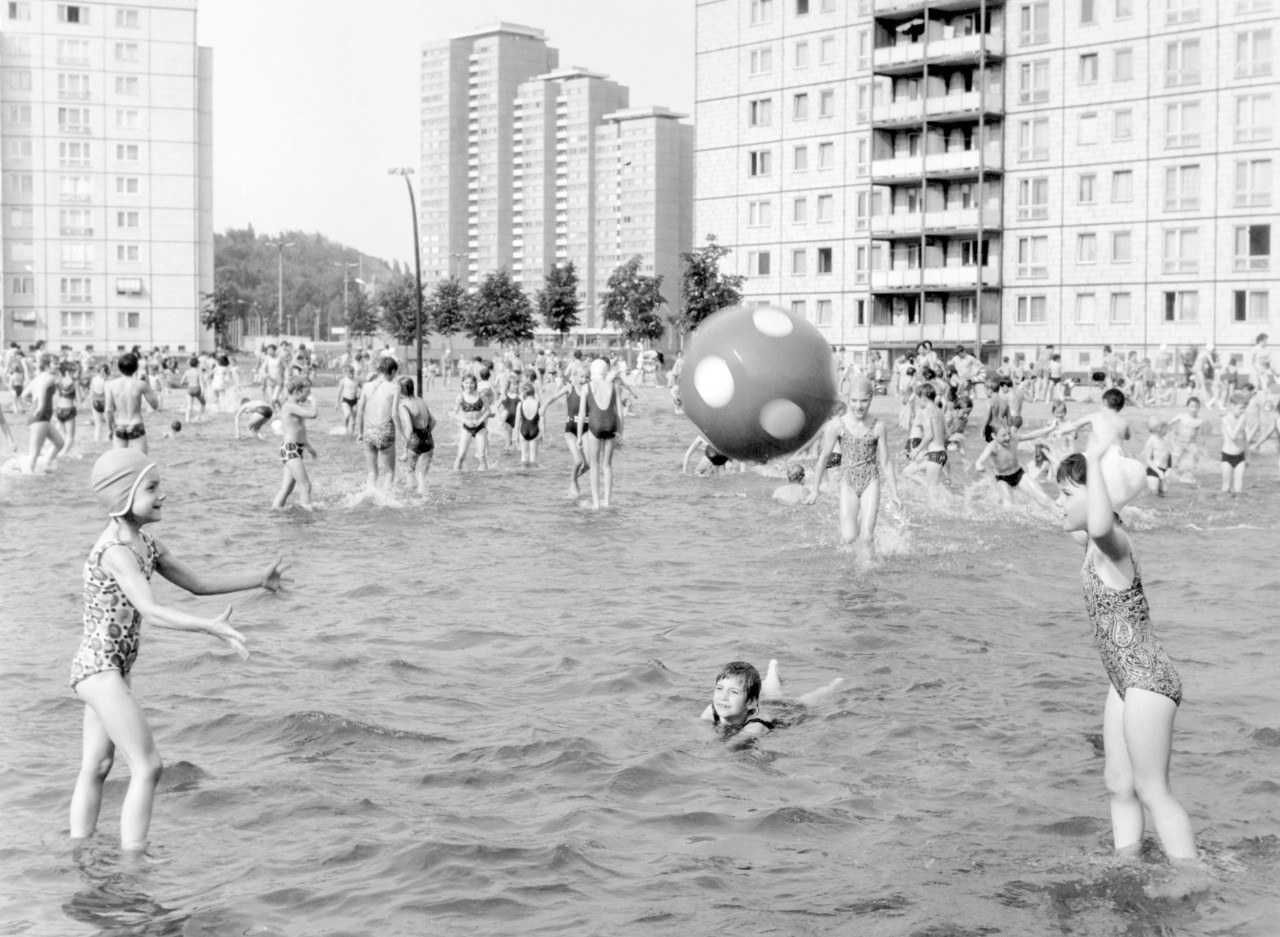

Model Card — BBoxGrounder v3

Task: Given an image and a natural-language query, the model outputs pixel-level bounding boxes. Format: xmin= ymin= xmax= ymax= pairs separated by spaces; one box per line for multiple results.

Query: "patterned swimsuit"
xmin=70 ymin=532 xmax=159 ymax=688
xmin=840 ymin=419 xmax=881 ymax=497
xmin=1081 ymin=551 xmax=1182 ymax=705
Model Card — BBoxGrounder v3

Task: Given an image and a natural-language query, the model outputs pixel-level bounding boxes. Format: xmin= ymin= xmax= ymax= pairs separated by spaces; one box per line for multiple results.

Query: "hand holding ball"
xmin=678 ymin=305 xmax=837 ymax=462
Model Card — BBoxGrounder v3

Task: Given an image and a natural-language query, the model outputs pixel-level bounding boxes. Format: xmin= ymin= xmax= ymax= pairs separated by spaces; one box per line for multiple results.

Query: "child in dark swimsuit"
xmin=451 ymin=373 xmax=490 ymax=472
xmin=496 ymin=377 xmax=521 ymax=453
xmin=576 ymin=359 xmax=622 ymax=509
xmin=397 ymin=376 xmax=436 ymax=495
xmin=513 ymin=381 xmax=541 ymax=467
xmin=700 ymin=660 xmax=844 ymax=739
xmin=54 ymin=361 xmax=81 ymax=459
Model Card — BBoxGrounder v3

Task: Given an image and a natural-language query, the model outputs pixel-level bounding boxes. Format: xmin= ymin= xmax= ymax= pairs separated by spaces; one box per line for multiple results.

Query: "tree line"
xmin=204 ymin=230 xmax=745 ymax=352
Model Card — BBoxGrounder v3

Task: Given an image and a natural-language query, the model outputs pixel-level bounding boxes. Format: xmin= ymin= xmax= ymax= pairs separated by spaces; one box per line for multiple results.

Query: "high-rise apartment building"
xmin=695 ymin=0 xmax=1277 ymax=370
xmin=420 ymin=23 xmax=694 ymax=334
xmin=0 ymin=0 xmax=213 ymax=353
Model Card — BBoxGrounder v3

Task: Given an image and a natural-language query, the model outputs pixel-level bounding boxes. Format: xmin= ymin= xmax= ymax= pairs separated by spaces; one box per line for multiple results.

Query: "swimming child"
xmin=70 ymin=449 xmax=284 ymax=853
xmin=1140 ymin=418 xmax=1173 ymax=497
xmin=513 ymin=381 xmax=542 ymax=467
xmin=234 ymin=397 xmax=275 ymax=440
xmin=397 ymin=376 xmax=436 ymax=495
xmin=272 ymin=377 xmax=318 ymax=510
xmin=336 ymin=366 xmax=360 ymax=436
xmin=1052 ymin=388 xmax=1146 ymax=509
xmin=771 ymin=463 xmax=810 ymax=504
xmin=357 ymin=355 xmax=402 ymax=487
xmin=805 ymin=378 xmax=902 ymax=549
xmin=682 ymin=434 xmax=739 ymax=476
xmin=1218 ymin=392 xmax=1253 ymax=496
xmin=700 ymin=660 xmax=844 ymax=739
xmin=974 ymin=422 xmax=1055 ymax=509
xmin=450 ymin=372 xmax=491 ymax=472
xmin=1052 ymin=441 xmax=1198 ymax=862
xmin=1250 ymin=397 xmax=1280 ymax=479
xmin=106 ymin=353 xmax=159 ymax=453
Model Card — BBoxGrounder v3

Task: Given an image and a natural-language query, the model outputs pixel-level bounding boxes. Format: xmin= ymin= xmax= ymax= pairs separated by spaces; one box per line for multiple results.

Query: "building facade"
xmin=420 ymin=23 xmax=694 ymax=336
xmin=0 ymin=0 xmax=213 ymax=354
xmin=695 ymin=0 xmax=1277 ymax=372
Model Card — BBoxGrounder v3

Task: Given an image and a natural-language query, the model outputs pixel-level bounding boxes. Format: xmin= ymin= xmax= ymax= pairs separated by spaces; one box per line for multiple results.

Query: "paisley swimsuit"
xmin=1081 ymin=551 xmax=1182 ymax=705
xmin=70 ymin=532 xmax=159 ymax=688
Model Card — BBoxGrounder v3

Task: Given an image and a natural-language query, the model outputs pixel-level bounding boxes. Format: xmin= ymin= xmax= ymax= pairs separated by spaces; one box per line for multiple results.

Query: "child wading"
xmin=70 ymin=450 xmax=284 ymax=853
xmin=1054 ymin=441 xmax=1197 ymax=861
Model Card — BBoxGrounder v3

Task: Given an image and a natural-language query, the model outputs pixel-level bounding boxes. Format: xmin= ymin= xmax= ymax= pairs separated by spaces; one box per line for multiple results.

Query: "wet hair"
xmin=786 ymin=463 xmax=805 ymax=483
xmin=479 ymin=367 xmax=491 ymax=381
xmin=1101 ymin=388 xmax=1125 ymax=411
xmin=919 ymin=384 xmax=937 ymax=401
xmin=189 ymin=356 xmax=199 ymax=367
xmin=996 ymin=377 xmax=1013 ymax=390
xmin=1257 ymin=333 xmax=1269 ymax=344
xmin=398 ymin=376 xmax=416 ymax=397
xmin=377 ymin=356 xmax=398 ymax=376
xmin=462 ymin=373 xmax=478 ymax=387
xmin=59 ymin=360 xmax=75 ymax=375
xmin=921 ymin=367 xmax=937 ymax=381
xmin=521 ymin=381 xmax=535 ymax=397
xmin=117 ymin=352 xmax=139 ymax=376
xmin=1187 ymin=396 xmax=1201 ymax=406
xmin=1051 ymin=399 xmax=1068 ymax=418
xmin=217 ymin=354 xmax=230 ymax=367
xmin=715 ymin=661 xmax=762 ymax=705
xmin=1055 ymin=452 xmax=1087 ymax=487
xmin=286 ymin=376 xmax=309 ymax=395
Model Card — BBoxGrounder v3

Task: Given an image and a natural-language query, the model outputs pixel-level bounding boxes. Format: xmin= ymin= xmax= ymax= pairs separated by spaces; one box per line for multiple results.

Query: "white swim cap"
xmin=90 ymin=449 xmax=156 ymax=517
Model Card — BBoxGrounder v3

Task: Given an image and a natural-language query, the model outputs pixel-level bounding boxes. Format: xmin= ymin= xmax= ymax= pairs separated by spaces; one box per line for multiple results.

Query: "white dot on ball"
xmin=693 ymin=356 xmax=735 ymax=409
xmin=759 ymin=399 xmax=806 ymax=440
xmin=752 ymin=307 xmax=794 ymax=338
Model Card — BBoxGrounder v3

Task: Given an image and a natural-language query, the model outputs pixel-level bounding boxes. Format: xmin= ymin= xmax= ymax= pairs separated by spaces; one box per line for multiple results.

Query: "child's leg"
xmin=1232 ymin=461 xmax=1246 ymax=494
xmin=836 ymin=482 xmax=858 ymax=543
xmin=1101 ymin=686 xmax=1144 ymax=856
xmin=294 ymin=461 xmax=312 ymax=506
xmin=1120 ymin=688 xmax=1197 ymax=860
xmin=272 ymin=466 xmax=296 ymax=509
xmin=24 ymin=423 xmax=49 ymax=472
xmin=1220 ymin=459 xmax=1232 ymax=492
xmin=476 ymin=429 xmax=489 ymax=471
xmin=379 ymin=447 xmax=396 ymax=486
xmin=858 ymin=482 xmax=882 ymax=544
xmin=72 ymin=674 xmax=162 ymax=851
xmin=59 ymin=417 xmax=76 ymax=456
xmin=363 ymin=443 xmax=379 ymax=486
xmin=69 ymin=702 xmax=114 ymax=840
xmin=582 ymin=434 xmax=602 ymax=508
xmin=529 ymin=437 xmax=538 ymax=465
xmin=600 ymin=438 xmax=616 ymax=506
xmin=453 ymin=431 xmax=470 ymax=471
xmin=760 ymin=659 xmax=783 ymax=698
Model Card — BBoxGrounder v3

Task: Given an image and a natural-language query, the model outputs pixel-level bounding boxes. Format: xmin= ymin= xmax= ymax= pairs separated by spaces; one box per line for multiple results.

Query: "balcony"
xmin=867 ymin=321 xmax=984 ymax=346
xmin=926 ymin=144 xmax=1002 ymax=176
xmin=870 ymin=265 xmax=1000 ymax=290
xmin=872 ymin=88 xmax=1004 ymax=126
xmin=872 ymin=31 xmax=1004 ymax=74
xmin=871 ymin=207 xmax=1001 ymax=236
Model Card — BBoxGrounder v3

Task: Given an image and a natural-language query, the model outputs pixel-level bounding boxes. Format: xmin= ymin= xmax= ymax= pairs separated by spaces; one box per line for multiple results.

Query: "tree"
xmin=344 ymin=287 xmax=379 ymax=342
xmin=679 ymin=234 xmax=744 ymax=333
xmin=537 ymin=261 xmax=580 ymax=336
xmin=427 ymin=276 xmax=470 ymax=342
xmin=466 ymin=269 xmax=535 ymax=347
xmin=601 ymin=256 xmax=667 ymax=361
xmin=377 ymin=275 xmax=427 ymax=347
xmin=200 ymin=284 xmax=245 ymax=350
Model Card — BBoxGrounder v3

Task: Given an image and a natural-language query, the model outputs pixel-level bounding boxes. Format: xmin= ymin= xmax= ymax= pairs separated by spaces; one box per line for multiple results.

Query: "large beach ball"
xmin=678 ymin=305 xmax=838 ymax=462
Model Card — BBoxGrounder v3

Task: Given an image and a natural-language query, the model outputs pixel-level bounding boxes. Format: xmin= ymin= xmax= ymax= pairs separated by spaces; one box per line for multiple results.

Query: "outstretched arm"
xmin=682 ymin=436 xmax=705 ymax=473
xmin=155 ymin=543 xmax=286 ymax=597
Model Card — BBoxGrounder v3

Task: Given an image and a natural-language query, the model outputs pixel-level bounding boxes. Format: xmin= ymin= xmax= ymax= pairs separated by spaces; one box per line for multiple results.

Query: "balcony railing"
xmin=870 ymin=265 xmax=1000 ymax=289
xmin=872 ymin=31 xmax=1004 ymax=70
xmin=873 ymin=89 xmax=1004 ymax=124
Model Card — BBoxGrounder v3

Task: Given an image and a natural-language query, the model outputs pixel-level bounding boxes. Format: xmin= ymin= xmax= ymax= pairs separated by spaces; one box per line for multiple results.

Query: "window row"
xmin=748 ymin=90 xmax=837 ymax=125
xmin=745 ymin=247 xmax=835 ymax=276
xmin=747 ymin=195 xmax=836 ymax=225
xmin=1023 ymin=0 xmax=1273 ymax=42
xmin=747 ymin=34 xmax=838 ymax=74
xmin=1014 ymin=223 xmax=1270 ymax=276
xmin=5 ymin=71 xmax=143 ymax=96
xmin=1014 ymin=290 xmax=1269 ymax=325
xmin=748 ymin=142 xmax=837 ymax=176
xmin=749 ymin=0 xmax=837 ymax=26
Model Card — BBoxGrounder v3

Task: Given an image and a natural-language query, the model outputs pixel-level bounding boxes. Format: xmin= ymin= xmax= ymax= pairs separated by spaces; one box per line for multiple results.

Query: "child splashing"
xmin=1053 ymin=441 xmax=1198 ymax=862
xmin=71 ymin=450 xmax=285 ymax=853
xmin=1053 ymin=388 xmax=1146 ymax=509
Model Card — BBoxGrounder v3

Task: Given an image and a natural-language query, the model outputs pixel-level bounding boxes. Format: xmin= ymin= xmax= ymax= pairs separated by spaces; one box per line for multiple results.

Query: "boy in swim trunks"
xmin=1053 ymin=388 xmax=1146 ymax=509
xmin=356 ymin=355 xmax=401 ymax=488
xmin=902 ymin=384 xmax=949 ymax=492
xmin=234 ymin=397 xmax=275 ymax=440
xmin=180 ymin=356 xmax=206 ymax=424
xmin=682 ymin=433 xmax=741 ymax=476
xmin=106 ymin=353 xmax=159 ymax=453
xmin=1141 ymin=418 xmax=1173 ymax=497
xmin=335 ymin=365 xmax=360 ymax=436
xmin=974 ymin=423 xmax=1054 ymax=509
xmin=1219 ymin=393 xmax=1254 ymax=496
xmin=273 ymin=377 xmax=318 ymax=509
xmin=89 ymin=362 xmax=110 ymax=442
xmin=1165 ymin=396 xmax=1205 ymax=482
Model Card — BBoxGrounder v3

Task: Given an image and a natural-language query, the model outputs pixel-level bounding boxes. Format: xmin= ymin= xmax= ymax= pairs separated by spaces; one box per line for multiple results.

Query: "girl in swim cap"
xmin=69 ymin=450 xmax=287 ymax=854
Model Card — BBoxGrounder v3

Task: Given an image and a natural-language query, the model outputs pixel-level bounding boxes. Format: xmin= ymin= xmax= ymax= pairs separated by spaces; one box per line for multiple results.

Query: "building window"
xmin=750 ymin=0 xmax=774 ymax=24
xmin=1111 ymin=169 xmax=1134 ymax=202
xmin=1236 ymin=93 xmax=1273 ymax=143
xmin=1016 ymin=295 xmax=1047 ymax=324
xmin=59 ymin=141 xmax=90 ymax=167
xmin=1237 ymin=29 xmax=1273 ymax=78
xmin=1079 ymin=54 xmax=1099 ymax=83
xmin=748 ymin=200 xmax=772 ymax=226
xmin=820 ymin=35 xmax=835 ymax=65
xmin=5 ymin=139 xmax=32 ymax=160
xmin=1235 ymin=224 xmax=1271 ymax=270
xmin=1019 ymin=2 xmax=1049 ymax=45
xmin=1075 ymin=293 xmax=1096 ymax=325
xmin=817 ymin=194 xmax=834 ymax=222
xmin=5 ymin=68 xmax=31 ymax=90
xmin=1114 ymin=48 xmax=1134 ymax=82
xmin=8 ymin=2 xmax=30 ymax=19
xmin=1166 ymin=39 xmax=1201 ymax=87
xmin=816 ymin=247 xmax=833 ymax=274
xmin=1019 ymin=60 xmax=1049 ymax=103
xmin=1077 ymin=233 xmax=1098 ymax=264
xmin=1164 ymin=291 xmax=1198 ymax=322
xmin=793 ymin=145 xmax=808 ymax=172
xmin=7 ymin=208 xmax=32 ymax=227
xmin=856 ymin=30 xmax=870 ymax=69
xmin=116 ymin=210 xmax=139 ymax=228
xmin=62 ymin=243 xmax=93 ymax=268
xmin=1081 ymin=0 xmax=1096 ymax=23
xmin=1018 ymin=177 xmax=1049 ymax=219
xmin=791 ymin=249 xmax=806 ymax=275
xmin=59 ymin=209 xmax=91 ymax=235
xmin=750 ymin=47 xmax=773 ymax=75
xmin=4 ymin=36 xmax=31 ymax=56
xmin=9 ymin=275 xmax=33 ymax=294
xmin=116 ymin=277 xmax=143 ymax=295
xmin=1110 ymin=293 xmax=1132 ymax=324
xmin=57 ymin=73 xmax=90 ymax=98
xmin=4 ymin=104 xmax=31 ymax=125
xmin=1235 ymin=290 xmax=1269 ymax=322
xmin=854 ymin=190 xmax=869 ymax=230
xmin=793 ymin=93 xmax=809 ymax=121
xmin=1164 ymin=164 xmax=1200 ymax=211
xmin=115 ymin=109 xmax=140 ymax=129
xmin=817 ymin=142 xmax=834 ymax=169
xmin=1115 ymin=0 xmax=1133 ymax=14
xmin=117 ymin=244 xmax=140 ymax=261
xmin=819 ymin=89 xmax=835 ymax=118
xmin=749 ymin=98 xmax=772 ymax=127
xmin=855 ymin=84 xmax=870 ymax=123
xmin=1165 ymin=101 xmax=1201 ymax=148
xmin=1112 ymin=109 xmax=1134 ymax=141
xmin=115 ymin=42 xmax=139 ymax=63
xmin=1112 ymin=230 xmax=1133 ymax=263
xmin=816 ymin=299 xmax=833 ymax=326
xmin=749 ymin=150 xmax=772 ymax=176
xmin=1078 ymin=112 xmax=1098 ymax=145
xmin=855 ymin=245 xmax=869 ymax=282
xmin=1163 ymin=228 xmax=1199 ymax=273
xmin=1017 ymin=236 xmax=1049 ymax=277
xmin=116 ymin=8 xmax=139 ymax=27
xmin=1078 ymin=173 xmax=1096 ymax=204
xmin=4 ymin=172 xmax=32 ymax=193
xmin=1166 ymin=0 xmax=1200 ymax=22
xmin=57 ymin=4 xmax=85 ymax=22
xmin=855 ymin=138 xmax=869 ymax=176
xmin=792 ymin=197 xmax=807 ymax=223
xmin=60 ymin=310 xmax=93 ymax=336
xmin=118 ymin=310 xmax=141 ymax=329
xmin=116 ymin=143 xmax=140 ymax=161
xmin=116 ymin=176 xmax=139 ymax=194
xmin=796 ymin=0 xmax=808 ymax=13
xmin=1018 ymin=118 xmax=1049 ymax=162
xmin=58 ymin=107 xmax=91 ymax=132
xmin=795 ymin=40 xmax=810 ymax=68
xmin=60 ymin=277 xmax=91 ymax=302
xmin=748 ymin=251 xmax=771 ymax=275
xmin=60 ymin=175 xmax=91 ymax=200
xmin=791 ymin=301 xmax=806 ymax=321
xmin=1235 ymin=158 xmax=1272 ymax=206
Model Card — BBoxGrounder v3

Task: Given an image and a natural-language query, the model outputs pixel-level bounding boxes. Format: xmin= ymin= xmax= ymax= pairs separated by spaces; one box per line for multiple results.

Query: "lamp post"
xmin=331 ymin=259 xmax=359 ymax=346
xmin=388 ymin=167 xmax=425 ymax=391
xmin=266 ymin=239 xmax=295 ymax=338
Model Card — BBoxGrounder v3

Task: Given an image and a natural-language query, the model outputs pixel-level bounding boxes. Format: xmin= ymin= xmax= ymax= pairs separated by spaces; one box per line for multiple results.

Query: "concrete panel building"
xmin=695 ymin=0 xmax=1277 ymax=371
xmin=0 ymin=0 xmax=214 ymax=353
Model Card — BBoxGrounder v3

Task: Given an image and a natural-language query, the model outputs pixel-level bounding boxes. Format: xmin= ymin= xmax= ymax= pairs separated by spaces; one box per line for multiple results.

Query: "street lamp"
xmin=331 ymin=259 xmax=359 ymax=345
xmin=388 ymin=167 xmax=425 ymax=391
xmin=265 ymin=238 xmax=295 ymax=338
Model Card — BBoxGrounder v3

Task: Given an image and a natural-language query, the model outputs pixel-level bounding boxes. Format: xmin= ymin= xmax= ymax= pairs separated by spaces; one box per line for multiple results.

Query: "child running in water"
xmin=1141 ymin=418 xmax=1174 ymax=497
xmin=336 ymin=366 xmax=360 ymax=436
xmin=974 ymin=422 xmax=1054 ymax=509
xmin=543 ymin=369 xmax=590 ymax=496
xmin=180 ymin=356 xmax=206 ymax=424
xmin=700 ymin=660 xmax=844 ymax=739
xmin=234 ymin=397 xmax=274 ymax=440
xmin=805 ymin=378 xmax=901 ymax=550
xmin=450 ymin=372 xmax=491 ymax=472
xmin=54 ymin=361 xmax=81 ymax=459
xmin=71 ymin=449 xmax=284 ymax=853
xmin=397 ymin=376 xmax=436 ymax=495
xmin=106 ymin=353 xmax=159 ymax=452
xmin=1053 ymin=388 xmax=1146 ymax=509
xmin=273 ymin=377 xmax=318 ymax=510
xmin=89 ymin=363 xmax=110 ymax=443
xmin=1053 ymin=441 xmax=1198 ymax=862
xmin=1219 ymin=393 xmax=1253 ymax=496
xmin=1166 ymin=397 xmax=1205 ymax=483
xmin=19 ymin=354 xmax=64 ymax=473
xmin=357 ymin=356 xmax=401 ymax=488
xmin=513 ymin=381 xmax=541 ymax=467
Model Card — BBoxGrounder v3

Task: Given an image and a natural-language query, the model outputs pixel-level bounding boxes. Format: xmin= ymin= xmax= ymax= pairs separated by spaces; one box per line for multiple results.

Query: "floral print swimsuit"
xmin=70 ymin=532 xmax=158 ymax=689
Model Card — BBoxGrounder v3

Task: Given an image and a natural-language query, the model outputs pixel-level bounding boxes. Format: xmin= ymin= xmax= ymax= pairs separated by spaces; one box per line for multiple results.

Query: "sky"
xmin=198 ymin=0 xmax=697 ymax=268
